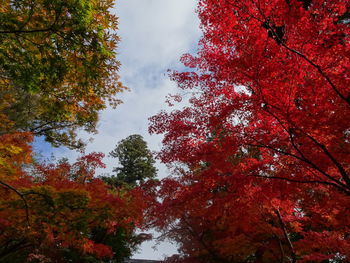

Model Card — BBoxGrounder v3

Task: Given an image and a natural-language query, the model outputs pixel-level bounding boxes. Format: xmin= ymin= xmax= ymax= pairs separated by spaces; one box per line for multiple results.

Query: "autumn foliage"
xmin=0 ymin=0 xmax=126 ymax=148
xmin=149 ymin=0 xmax=350 ymax=262
xmin=0 ymin=0 xmax=152 ymax=262
xmin=0 ymin=138 xmax=150 ymax=262
xmin=2 ymin=0 xmax=350 ymax=262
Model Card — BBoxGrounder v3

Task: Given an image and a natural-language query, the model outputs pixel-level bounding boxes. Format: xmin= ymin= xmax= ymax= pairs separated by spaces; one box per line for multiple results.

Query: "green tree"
xmin=0 ymin=0 xmax=126 ymax=148
xmin=104 ymin=135 xmax=157 ymax=187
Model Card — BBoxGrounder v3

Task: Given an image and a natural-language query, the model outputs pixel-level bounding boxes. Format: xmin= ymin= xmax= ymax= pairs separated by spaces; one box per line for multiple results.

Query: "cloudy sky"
xmin=110 ymin=1 xmax=200 ymax=258
xmin=35 ymin=0 xmax=201 ymax=260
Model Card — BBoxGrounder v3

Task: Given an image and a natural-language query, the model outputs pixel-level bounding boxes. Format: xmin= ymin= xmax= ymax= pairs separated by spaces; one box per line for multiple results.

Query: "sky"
xmin=35 ymin=0 xmax=201 ymax=260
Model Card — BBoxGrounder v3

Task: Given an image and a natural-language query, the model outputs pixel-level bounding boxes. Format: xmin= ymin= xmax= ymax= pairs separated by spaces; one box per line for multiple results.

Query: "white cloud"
xmin=116 ymin=0 xmax=200 ymax=69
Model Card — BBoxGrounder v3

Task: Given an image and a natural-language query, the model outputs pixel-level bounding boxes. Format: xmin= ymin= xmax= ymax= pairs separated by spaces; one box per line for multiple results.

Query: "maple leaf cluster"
xmin=149 ymin=0 xmax=350 ymax=262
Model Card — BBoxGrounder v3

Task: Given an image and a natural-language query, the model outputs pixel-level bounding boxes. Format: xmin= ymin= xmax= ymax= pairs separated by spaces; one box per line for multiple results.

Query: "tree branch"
xmin=303 ymin=132 xmax=350 ymax=187
xmin=249 ymin=105 xmax=350 ymax=191
xmin=0 ymin=180 xmax=30 ymax=226
xmin=275 ymin=209 xmax=297 ymax=263
xmin=261 ymin=18 xmax=350 ymax=107
xmin=249 ymin=174 xmax=350 ymax=195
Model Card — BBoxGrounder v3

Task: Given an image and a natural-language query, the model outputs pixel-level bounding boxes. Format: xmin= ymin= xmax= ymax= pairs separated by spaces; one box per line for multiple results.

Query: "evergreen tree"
xmin=104 ymin=135 xmax=157 ymax=187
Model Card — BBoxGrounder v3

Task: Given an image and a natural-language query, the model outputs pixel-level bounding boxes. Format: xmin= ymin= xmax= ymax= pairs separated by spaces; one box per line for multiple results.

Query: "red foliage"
xmin=0 ymin=146 xmax=148 ymax=261
xmin=150 ymin=0 xmax=350 ymax=262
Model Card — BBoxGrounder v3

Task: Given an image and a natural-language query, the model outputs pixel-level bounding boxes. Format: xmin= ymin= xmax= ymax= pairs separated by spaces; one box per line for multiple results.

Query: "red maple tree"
xmin=149 ymin=0 xmax=350 ymax=262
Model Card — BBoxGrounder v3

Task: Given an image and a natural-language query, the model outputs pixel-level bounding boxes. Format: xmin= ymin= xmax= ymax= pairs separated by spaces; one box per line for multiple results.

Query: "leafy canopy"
xmin=149 ymin=0 xmax=350 ymax=262
xmin=0 ymin=1 xmax=154 ymax=262
xmin=0 ymin=145 xmax=149 ymax=263
xmin=0 ymin=0 xmax=126 ymax=148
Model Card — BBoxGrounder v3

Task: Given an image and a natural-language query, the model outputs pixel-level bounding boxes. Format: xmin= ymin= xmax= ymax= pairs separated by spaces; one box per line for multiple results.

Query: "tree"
xmin=0 ymin=150 xmax=149 ymax=263
xmin=0 ymin=1 xmax=154 ymax=261
xmin=104 ymin=135 xmax=157 ymax=187
xmin=149 ymin=0 xmax=350 ymax=261
xmin=152 ymin=173 xmax=304 ymax=263
xmin=0 ymin=0 xmax=126 ymax=148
